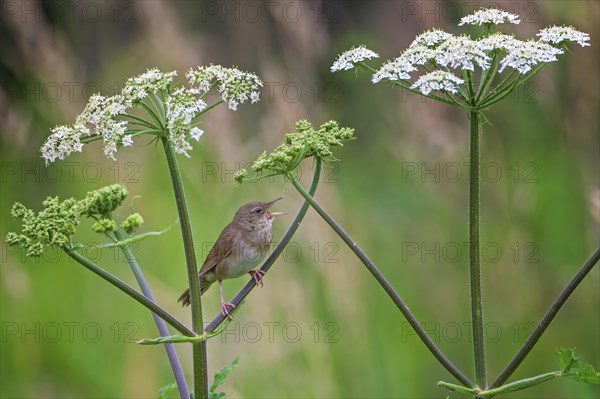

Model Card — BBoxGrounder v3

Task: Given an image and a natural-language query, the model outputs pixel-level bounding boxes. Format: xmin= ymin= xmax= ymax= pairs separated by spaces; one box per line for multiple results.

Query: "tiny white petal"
xmin=122 ymin=135 xmax=134 ymax=147
xmin=190 ymin=127 xmax=204 ymax=141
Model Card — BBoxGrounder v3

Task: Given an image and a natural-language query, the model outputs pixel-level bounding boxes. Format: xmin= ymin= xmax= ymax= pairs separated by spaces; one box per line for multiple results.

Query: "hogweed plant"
xmin=7 ymin=65 xmax=275 ymax=399
xmin=322 ymin=6 xmax=598 ymax=397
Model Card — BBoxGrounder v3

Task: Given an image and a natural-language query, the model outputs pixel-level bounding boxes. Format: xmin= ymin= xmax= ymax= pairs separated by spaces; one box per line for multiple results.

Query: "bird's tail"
xmin=178 ymin=279 xmax=213 ymax=307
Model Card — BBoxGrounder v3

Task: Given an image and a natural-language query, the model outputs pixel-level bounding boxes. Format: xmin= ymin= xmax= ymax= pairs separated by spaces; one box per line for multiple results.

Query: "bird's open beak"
xmin=266 ymin=197 xmax=286 ymax=218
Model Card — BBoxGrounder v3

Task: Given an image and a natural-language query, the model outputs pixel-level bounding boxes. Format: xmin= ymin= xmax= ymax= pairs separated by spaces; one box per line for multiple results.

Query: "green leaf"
xmin=567 ymin=364 xmax=600 ymax=384
xmin=556 ymin=347 xmax=600 ymax=385
xmin=556 ymin=347 xmax=580 ymax=373
xmin=158 ymin=382 xmax=178 ymax=399
xmin=209 ymin=357 xmax=239 ymax=399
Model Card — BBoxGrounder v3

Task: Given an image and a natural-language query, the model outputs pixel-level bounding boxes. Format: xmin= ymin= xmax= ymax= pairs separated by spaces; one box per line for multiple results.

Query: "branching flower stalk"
xmin=330 ymin=7 xmax=593 ymax=396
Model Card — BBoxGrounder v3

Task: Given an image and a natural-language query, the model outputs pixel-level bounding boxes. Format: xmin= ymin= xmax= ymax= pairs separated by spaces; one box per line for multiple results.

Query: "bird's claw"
xmin=221 ymin=301 xmax=236 ymax=320
xmin=249 ymin=269 xmax=266 ymax=287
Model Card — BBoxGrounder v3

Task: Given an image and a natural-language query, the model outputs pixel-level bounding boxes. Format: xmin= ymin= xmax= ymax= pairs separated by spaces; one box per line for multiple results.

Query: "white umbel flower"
xmin=410 ymin=29 xmax=454 ymax=48
xmin=459 ymin=8 xmax=520 ymax=26
xmin=186 ymin=65 xmax=263 ymax=110
xmin=537 ymin=26 xmax=591 ymax=47
xmin=435 ymin=36 xmax=491 ymax=71
xmin=41 ymin=124 xmax=87 ymax=164
xmin=499 ymin=40 xmax=564 ymax=74
xmin=478 ymin=33 xmax=521 ymax=52
xmin=400 ymin=45 xmax=439 ymax=66
xmin=411 ymin=71 xmax=464 ymax=96
xmin=166 ymin=88 xmax=208 ymax=157
xmin=331 ymin=46 xmax=379 ymax=72
xmin=122 ymin=69 xmax=177 ymax=104
xmin=372 ymin=57 xmax=417 ymax=83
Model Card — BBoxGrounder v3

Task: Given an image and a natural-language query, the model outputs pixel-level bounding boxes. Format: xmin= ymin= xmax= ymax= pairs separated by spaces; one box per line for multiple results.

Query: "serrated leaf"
xmin=209 ymin=357 xmax=239 ymax=399
xmin=556 ymin=348 xmax=600 ymax=385
xmin=556 ymin=347 xmax=580 ymax=373
xmin=563 ymin=363 xmax=600 ymax=384
xmin=158 ymin=382 xmax=178 ymax=399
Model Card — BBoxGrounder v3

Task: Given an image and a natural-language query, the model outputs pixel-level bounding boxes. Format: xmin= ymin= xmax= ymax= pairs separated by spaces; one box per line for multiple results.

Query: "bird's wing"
xmin=199 ymin=224 xmax=236 ymax=275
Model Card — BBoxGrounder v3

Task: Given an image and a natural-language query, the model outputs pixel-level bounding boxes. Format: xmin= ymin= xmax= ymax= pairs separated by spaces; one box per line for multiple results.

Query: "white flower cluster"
xmin=410 ymin=71 xmax=464 ymax=96
xmin=537 ymin=25 xmax=591 ymax=47
xmin=478 ymin=33 xmax=520 ymax=52
xmin=40 ymin=125 xmax=87 ymax=163
xmin=166 ymin=88 xmax=207 ymax=157
xmin=459 ymin=8 xmax=520 ymax=26
xmin=410 ymin=29 xmax=454 ymax=48
xmin=436 ymin=35 xmax=490 ymax=71
xmin=372 ymin=58 xmax=416 ymax=83
xmin=41 ymin=66 xmax=262 ymax=163
xmin=331 ymin=46 xmax=379 ymax=72
xmin=186 ymin=65 xmax=263 ymax=110
xmin=499 ymin=40 xmax=564 ymax=74
xmin=333 ymin=8 xmax=590 ymax=98
xmin=122 ymin=69 xmax=178 ymax=103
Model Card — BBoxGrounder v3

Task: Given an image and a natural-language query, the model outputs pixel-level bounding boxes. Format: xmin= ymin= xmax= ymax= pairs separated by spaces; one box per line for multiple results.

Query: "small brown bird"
xmin=178 ymin=198 xmax=285 ymax=319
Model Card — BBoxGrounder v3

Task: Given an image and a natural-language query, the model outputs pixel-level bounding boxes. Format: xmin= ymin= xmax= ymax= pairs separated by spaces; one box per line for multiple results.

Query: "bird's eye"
xmin=253 ymin=207 xmax=262 ymax=214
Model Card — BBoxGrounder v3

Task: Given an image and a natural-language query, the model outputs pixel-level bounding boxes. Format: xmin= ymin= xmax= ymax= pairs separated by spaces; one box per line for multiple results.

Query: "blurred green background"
xmin=1 ymin=1 xmax=598 ymax=398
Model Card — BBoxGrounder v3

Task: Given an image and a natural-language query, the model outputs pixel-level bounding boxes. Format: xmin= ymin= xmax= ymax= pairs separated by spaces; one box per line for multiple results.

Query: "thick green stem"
xmin=490 ymin=247 xmax=600 ymax=388
xmin=64 ymin=249 xmax=194 ymax=336
xmin=114 ymin=230 xmax=189 ymax=399
xmin=469 ymin=110 xmax=487 ymax=390
xmin=288 ymin=173 xmax=475 ymax=388
xmin=162 ymin=137 xmax=208 ymax=399
xmin=206 ymin=159 xmax=322 ymax=332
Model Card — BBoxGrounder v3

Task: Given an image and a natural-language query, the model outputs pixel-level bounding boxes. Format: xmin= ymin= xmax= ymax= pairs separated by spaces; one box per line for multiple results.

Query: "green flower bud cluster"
xmin=234 ymin=120 xmax=354 ymax=182
xmin=6 ymin=197 xmax=80 ymax=257
xmin=6 ymin=184 xmax=145 ymax=257
xmin=92 ymin=219 xmax=117 ymax=233
xmin=120 ymin=213 xmax=144 ymax=234
xmin=80 ymin=184 xmax=128 ymax=218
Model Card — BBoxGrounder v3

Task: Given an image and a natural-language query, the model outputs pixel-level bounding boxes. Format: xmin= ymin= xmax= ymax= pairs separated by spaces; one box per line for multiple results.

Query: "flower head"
xmin=410 ymin=29 xmax=454 ymax=48
xmin=435 ymin=35 xmax=491 ymax=71
xmin=6 ymin=197 xmax=81 ymax=257
xmin=537 ymin=26 xmax=591 ymax=47
xmin=410 ymin=71 xmax=464 ymax=96
xmin=80 ymin=184 xmax=128 ymax=219
xmin=236 ymin=120 xmax=354 ymax=182
xmin=92 ymin=218 xmax=117 ymax=234
xmin=478 ymin=33 xmax=521 ymax=52
xmin=331 ymin=46 xmax=379 ymax=72
xmin=41 ymin=124 xmax=87 ymax=164
xmin=122 ymin=69 xmax=177 ymax=104
xmin=372 ymin=57 xmax=417 ymax=83
xmin=459 ymin=8 xmax=520 ymax=26
xmin=186 ymin=65 xmax=263 ymax=110
xmin=166 ymin=88 xmax=207 ymax=156
xmin=40 ymin=66 xmax=262 ymax=163
xmin=120 ymin=213 xmax=144 ymax=234
xmin=499 ymin=40 xmax=564 ymax=74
